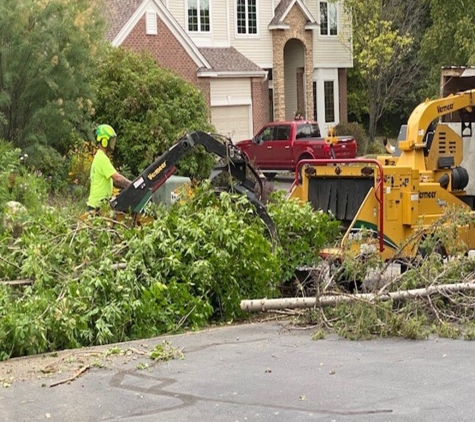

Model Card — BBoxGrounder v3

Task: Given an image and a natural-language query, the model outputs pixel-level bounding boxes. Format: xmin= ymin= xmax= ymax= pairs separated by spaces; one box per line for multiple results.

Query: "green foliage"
xmin=22 ymin=143 xmax=68 ymax=192
xmin=341 ymin=0 xmax=428 ymax=141
xmin=299 ymin=205 xmax=475 ymax=341
xmin=365 ymin=138 xmax=387 ymax=155
xmin=65 ymin=140 xmax=95 ymax=198
xmin=0 ymin=171 xmax=343 ymax=360
xmin=93 ymin=47 xmax=214 ymax=178
xmin=150 ymin=341 xmax=184 ymax=361
xmin=420 ymin=0 xmax=475 ymax=92
xmin=267 ymin=192 xmax=339 ymax=283
xmin=0 ymin=182 xmax=282 ymax=359
xmin=0 ymin=139 xmax=50 ymax=213
xmin=334 ymin=121 xmax=369 ymax=155
xmin=305 ymin=299 xmax=429 ymax=341
xmin=0 ymin=0 xmax=104 ymax=153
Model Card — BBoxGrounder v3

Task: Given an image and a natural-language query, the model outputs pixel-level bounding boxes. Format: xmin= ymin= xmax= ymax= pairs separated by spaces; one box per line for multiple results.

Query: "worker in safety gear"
xmin=87 ymin=124 xmax=132 ymax=210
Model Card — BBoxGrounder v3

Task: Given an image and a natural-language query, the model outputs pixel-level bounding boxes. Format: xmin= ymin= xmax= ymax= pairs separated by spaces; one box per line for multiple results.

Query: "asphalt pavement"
xmin=1 ymin=321 xmax=475 ymax=422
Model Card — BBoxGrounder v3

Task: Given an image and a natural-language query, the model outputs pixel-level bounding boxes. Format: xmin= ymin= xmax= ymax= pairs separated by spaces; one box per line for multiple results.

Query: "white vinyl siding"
xmin=231 ymin=0 xmax=273 ymax=68
xmin=210 ymin=0 xmax=229 ymax=46
xmin=307 ymin=1 xmax=352 ymax=68
xmin=210 ymin=78 xmax=251 ymax=105
xmin=166 ymin=1 xmax=228 ymax=47
xmin=166 ymin=2 xmax=186 ymax=25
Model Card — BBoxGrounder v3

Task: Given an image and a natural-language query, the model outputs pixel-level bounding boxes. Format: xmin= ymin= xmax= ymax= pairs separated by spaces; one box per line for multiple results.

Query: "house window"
xmin=324 ymin=81 xmax=335 ymax=123
xmin=146 ymin=11 xmax=157 ymax=35
xmin=320 ymin=1 xmax=337 ymax=36
xmin=237 ymin=0 xmax=257 ymax=35
xmin=188 ymin=0 xmax=210 ymax=32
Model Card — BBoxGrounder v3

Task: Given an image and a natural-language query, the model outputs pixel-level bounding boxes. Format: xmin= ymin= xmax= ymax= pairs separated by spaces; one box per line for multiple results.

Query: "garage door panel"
xmin=211 ymin=105 xmax=251 ymax=143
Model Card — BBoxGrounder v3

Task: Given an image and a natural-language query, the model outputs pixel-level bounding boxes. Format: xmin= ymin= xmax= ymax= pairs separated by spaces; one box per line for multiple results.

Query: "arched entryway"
xmin=283 ymin=38 xmax=305 ymax=120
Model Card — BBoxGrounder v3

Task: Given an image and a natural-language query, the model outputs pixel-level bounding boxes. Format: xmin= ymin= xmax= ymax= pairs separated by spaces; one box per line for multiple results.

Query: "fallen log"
xmin=240 ymin=282 xmax=475 ymax=312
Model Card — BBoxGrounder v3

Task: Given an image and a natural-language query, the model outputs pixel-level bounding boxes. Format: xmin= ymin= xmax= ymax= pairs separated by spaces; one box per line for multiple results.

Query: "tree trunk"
xmin=367 ymin=105 xmax=377 ymax=146
xmin=240 ymin=282 xmax=475 ymax=312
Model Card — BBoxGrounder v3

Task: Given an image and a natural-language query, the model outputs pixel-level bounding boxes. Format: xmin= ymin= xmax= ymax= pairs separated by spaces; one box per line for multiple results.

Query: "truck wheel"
xmin=298 ymin=154 xmax=313 ymax=163
xmin=265 ymin=172 xmax=277 ymax=181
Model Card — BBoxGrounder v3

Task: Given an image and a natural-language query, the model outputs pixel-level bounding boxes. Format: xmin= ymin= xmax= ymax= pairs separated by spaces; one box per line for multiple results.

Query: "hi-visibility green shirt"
xmin=87 ymin=149 xmax=116 ymax=208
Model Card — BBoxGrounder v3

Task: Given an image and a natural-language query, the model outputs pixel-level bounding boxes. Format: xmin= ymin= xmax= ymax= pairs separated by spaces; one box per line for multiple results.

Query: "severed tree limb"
xmin=0 ymin=279 xmax=32 ymax=286
xmin=2 ymin=263 xmax=127 ymax=286
xmin=49 ymin=366 xmax=90 ymax=388
xmin=241 ymin=281 xmax=475 ymax=312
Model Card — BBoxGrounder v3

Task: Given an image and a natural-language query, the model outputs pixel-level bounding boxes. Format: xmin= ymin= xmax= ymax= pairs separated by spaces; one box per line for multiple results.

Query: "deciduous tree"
xmin=341 ymin=0 xmax=428 ymax=143
xmin=93 ymin=47 xmax=214 ymax=178
xmin=420 ymin=0 xmax=475 ymax=94
xmin=0 ymin=0 xmax=105 ymax=153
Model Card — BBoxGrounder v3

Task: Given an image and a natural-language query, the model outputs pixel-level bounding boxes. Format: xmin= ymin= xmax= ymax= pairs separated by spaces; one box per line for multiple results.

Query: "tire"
xmin=297 ymin=154 xmax=313 ymax=164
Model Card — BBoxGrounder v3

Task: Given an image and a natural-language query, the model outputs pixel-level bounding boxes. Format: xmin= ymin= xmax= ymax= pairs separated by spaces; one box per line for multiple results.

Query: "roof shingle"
xmin=103 ymin=0 xmax=145 ymax=42
xmin=198 ymin=47 xmax=263 ymax=73
xmin=270 ymin=0 xmax=293 ymax=25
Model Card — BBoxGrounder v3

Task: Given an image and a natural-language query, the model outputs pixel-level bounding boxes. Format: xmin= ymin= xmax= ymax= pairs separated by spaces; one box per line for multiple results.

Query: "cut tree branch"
xmin=49 ymin=366 xmax=90 ymax=388
xmin=241 ymin=282 xmax=475 ymax=312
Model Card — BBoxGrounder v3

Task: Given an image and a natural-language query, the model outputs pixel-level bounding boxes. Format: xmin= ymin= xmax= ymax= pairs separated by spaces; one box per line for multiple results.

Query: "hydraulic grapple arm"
xmin=110 ymin=131 xmax=276 ymax=237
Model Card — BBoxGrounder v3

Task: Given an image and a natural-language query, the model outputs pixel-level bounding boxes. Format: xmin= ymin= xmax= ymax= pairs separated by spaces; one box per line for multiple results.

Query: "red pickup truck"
xmin=235 ymin=120 xmax=357 ymax=178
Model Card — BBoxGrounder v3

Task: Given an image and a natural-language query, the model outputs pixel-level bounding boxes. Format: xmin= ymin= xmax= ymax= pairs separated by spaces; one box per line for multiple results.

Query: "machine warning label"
xmin=133 ymin=177 xmax=144 ymax=189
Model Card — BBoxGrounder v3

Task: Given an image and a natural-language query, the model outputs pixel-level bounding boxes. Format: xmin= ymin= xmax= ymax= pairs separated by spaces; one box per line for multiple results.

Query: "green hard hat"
xmin=95 ymin=124 xmax=117 ymax=145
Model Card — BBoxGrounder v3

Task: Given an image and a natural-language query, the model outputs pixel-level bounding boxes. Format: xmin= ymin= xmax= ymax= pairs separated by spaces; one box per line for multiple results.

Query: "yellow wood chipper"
xmin=288 ymin=89 xmax=475 ymax=264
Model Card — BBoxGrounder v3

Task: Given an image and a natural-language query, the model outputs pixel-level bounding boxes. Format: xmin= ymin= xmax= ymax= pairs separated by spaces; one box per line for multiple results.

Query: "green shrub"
xmin=0 ymin=140 xmax=49 ymax=213
xmin=22 ymin=143 xmax=68 ymax=192
xmin=94 ymin=47 xmax=214 ymax=179
xmin=267 ymin=191 xmax=339 ymax=283
xmin=335 ymin=121 xmax=369 ymax=155
xmin=366 ymin=138 xmax=388 ymax=155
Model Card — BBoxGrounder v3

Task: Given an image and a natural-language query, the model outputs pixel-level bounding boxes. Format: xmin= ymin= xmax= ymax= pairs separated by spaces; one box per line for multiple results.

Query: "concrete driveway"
xmin=1 ymin=321 xmax=474 ymax=422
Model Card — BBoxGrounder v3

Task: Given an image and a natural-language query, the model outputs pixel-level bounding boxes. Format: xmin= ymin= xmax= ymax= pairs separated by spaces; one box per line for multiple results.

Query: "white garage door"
xmin=211 ymin=105 xmax=251 ymax=143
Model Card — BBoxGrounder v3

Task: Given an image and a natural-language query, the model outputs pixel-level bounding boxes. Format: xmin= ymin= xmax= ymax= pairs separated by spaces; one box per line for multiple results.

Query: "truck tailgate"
xmin=332 ymin=137 xmax=357 ymax=158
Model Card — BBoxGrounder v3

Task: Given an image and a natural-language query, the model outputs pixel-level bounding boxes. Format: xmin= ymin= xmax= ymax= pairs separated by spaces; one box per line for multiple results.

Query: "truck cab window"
xmin=296 ymin=123 xmax=321 ymax=139
xmin=276 ymin=126 xmax=290 ymax=141
xmin=255 ymin=127 xmax=273 ymax=144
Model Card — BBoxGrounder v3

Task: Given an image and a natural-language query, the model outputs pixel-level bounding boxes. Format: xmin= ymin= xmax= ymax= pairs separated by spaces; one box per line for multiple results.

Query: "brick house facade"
xmin=104 ymin=0 xmax=352 ymax=140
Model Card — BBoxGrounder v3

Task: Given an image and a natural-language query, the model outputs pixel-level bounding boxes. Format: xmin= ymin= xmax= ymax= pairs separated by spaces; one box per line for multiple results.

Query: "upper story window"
xmin=237 ymin=0 xmax=257 ymax=35
xmin=188 ymin=0 xmax=210 ymax=32
xmin=320 ymin=1 xmax=338 ymax=36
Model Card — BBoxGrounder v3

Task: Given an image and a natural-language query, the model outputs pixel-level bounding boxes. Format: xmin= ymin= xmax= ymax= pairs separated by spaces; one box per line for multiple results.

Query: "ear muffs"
xmin=98 ymin=136 xmax=108 ymax=148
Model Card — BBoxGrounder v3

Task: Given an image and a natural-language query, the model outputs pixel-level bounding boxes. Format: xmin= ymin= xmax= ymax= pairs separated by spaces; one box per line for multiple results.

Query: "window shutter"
xmin=146 ymin=11 xmax=157 ymax=35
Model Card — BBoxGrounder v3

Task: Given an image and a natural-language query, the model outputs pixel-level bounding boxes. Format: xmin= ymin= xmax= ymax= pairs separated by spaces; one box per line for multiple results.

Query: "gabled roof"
xmin=103 ymin=1 xmax=266 ymax=78
xmin=198 ymin=47 xmax=266 ymax=78
xmin=103 ymin=0 xmax=211 ymax=69
xmin=269 ymin=0 xmax=318 ymax=30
